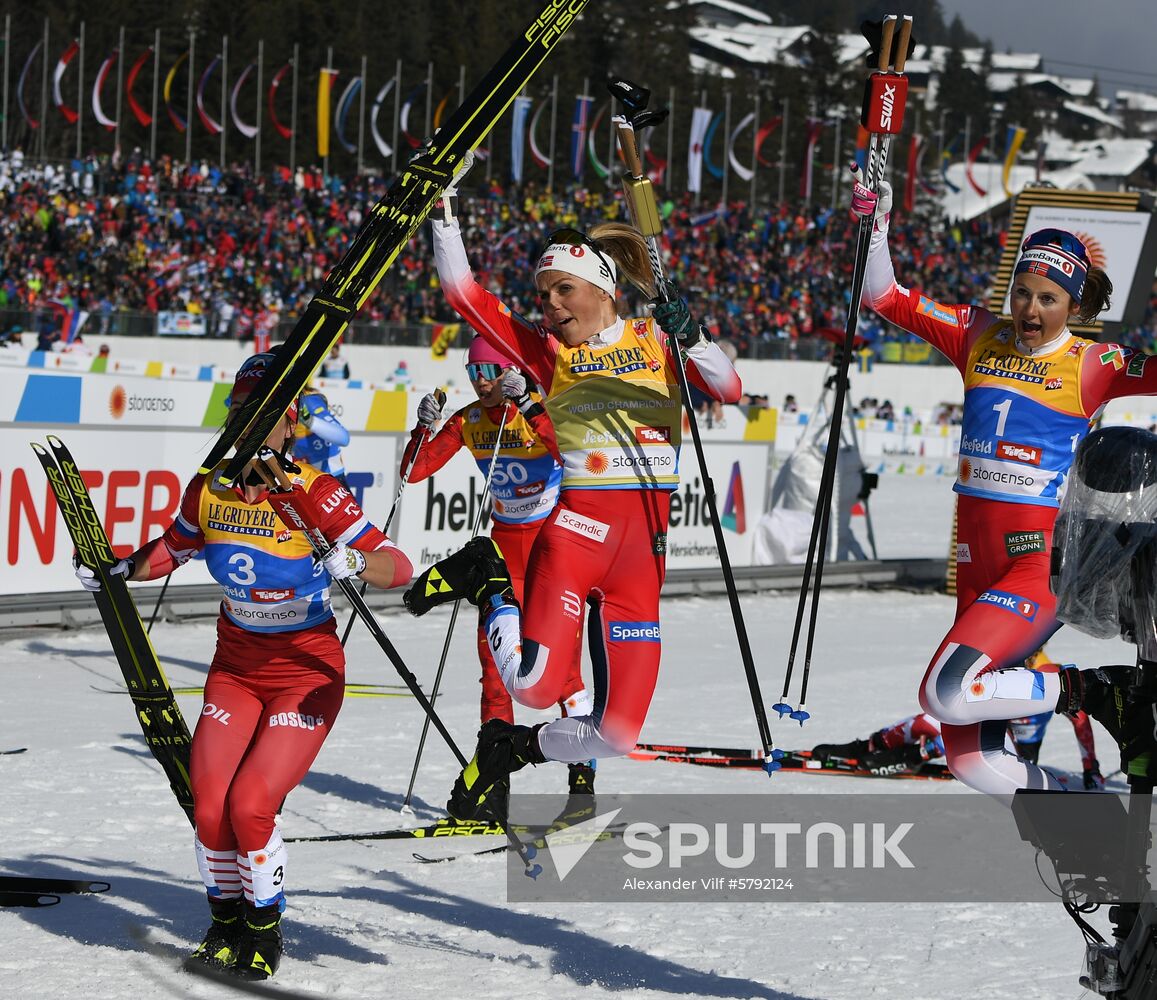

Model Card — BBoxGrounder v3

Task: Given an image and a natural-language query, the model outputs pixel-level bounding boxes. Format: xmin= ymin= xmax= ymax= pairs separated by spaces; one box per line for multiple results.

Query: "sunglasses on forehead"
xmin=465 ymin=362 xmax=504 ymax=381
xmin=1022 ymin=229 xmax=1089 ymax=262
xmin=540 ymin=227 xmax=615 ymax=275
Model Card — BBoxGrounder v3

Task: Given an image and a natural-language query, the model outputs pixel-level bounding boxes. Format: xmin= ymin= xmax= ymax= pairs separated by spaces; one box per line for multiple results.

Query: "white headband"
xmin=534 ymin=242 xmax=617 ymax=295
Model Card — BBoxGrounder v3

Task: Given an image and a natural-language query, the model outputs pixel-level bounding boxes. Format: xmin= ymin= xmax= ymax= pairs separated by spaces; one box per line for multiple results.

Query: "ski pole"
xmin=782 ymin=14 xmax=913 ymax=719
xmin=609 ymin=82 xmax=777 ymax=773
xmin=146 ymin=573 xmax=172 ymax=633
xmin=253 ymin=447 xmax=542 ymax=878
xmin=401 ymin=402 xmax=510 ymax=811
xmin=340 ymin=388 xmax=445 ymax=647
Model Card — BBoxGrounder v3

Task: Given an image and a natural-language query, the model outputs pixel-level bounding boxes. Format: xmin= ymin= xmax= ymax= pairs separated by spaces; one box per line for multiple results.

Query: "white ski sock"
xmin=194 ymin=835 xmax=242 ymax=902
xmin=238 ymin=828 xmax=287 ymax=909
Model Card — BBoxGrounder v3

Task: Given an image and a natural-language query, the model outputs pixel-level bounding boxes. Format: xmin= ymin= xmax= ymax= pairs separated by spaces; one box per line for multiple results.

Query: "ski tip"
xmin=46 ymin=434 xmax=62 ymax=447
xmin=30 ymin=442 xmax=47 ymax=455
xmin=772 ymin=702 xmax=794 ymax=719
xmin=525 ymin=863 xmax=544 ymax=880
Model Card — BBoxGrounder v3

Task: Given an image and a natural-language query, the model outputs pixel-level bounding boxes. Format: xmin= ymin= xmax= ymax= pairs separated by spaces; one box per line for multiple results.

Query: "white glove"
xmin=440 ymin=149 xmax=476 ymax=223
xmin=499 ymin=367 xmax=528 ymax=401
xmin=416 ymin=392 xmax=444 ymax=429
xmin=849 ymin=164 xmax=892 ymax=224
xmin=74 ymin=554 xmax=134 ymax=592
xmin=322 ymin=543 xmax=366 ymax=581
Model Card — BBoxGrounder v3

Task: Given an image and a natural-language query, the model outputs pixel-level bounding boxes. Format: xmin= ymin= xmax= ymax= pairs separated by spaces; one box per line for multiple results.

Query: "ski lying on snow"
xmin=285 ymin=817 xmax=509 ymax=843
xmin=630 ymin=745 xmax=954 ymax=780
xmin=0 ymin=748 xmax=27 ymax=755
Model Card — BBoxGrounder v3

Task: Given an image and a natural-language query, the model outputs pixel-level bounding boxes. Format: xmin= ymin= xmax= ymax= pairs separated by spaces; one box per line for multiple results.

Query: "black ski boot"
xmin=232 ymin=903 xmax=283 ymax=981
xmin=861 ymin=742 xmax=926 ymax=774
xmin=810 ymin=738 xmax=869 ymax=764
xmin=448 ymin=719 xmax=545 ymax=821
xmin=187 ymin=897 xmax=244 ymax=971
xmin=567 ymin=760 xmax=596 ymax=795
xmin=1058 ymin=665 xmax=1135 ymax=739
xmin=403 ymin=537 xmax=514 ymax=616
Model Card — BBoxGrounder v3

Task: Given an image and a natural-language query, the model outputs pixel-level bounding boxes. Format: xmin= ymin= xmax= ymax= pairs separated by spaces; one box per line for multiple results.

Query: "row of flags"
xmin=14 ymin=28 xmax=1035 ymax=202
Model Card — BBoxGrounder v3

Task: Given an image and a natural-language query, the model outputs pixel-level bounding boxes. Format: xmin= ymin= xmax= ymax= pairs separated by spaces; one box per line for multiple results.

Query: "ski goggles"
xmin=535 ymin=227 xmax=617 ymax=294
xmin=465 ymin=362 xmax=504 ymax=382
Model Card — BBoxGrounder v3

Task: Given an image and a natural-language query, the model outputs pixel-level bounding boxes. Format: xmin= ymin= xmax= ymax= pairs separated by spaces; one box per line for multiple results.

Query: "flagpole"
xmin=149 ymin=30 xmax=159 ymax=161
xmin=38 ymin=18 xmax=48 ymax=162
xmin=219 ymin=36 xmax=228 ymax=168
xmin=289 ymin=42 xmax=298 ymax=174
xmin=113 ymin=26 xmax=125 ymax=159
xmin=830 ymin=115 xmax=841 ymax=210
xmin=546 ymin=73 xmax=557 ymax=192
xmin=777 ymin=96 xmax=788 ymax=205
xmin=76 ymin=21 xmax=84 ymax=158
xmin=605 ymin=92 xmax=615 ymax=188
xmin=2 ymin=15 xmax=10 ymax=152
xmin=185 ymin=31 xmax=195 ymax=166
xmin=961 ymin=114 xmax=970 ymax=221
xmin=254 ymin=40 xmax=263 ymax=176
xmin=323 ymin=46 xmax=332 ymax=179
xmin=749 ymin=91 xmax=759 ymax=205
xmin=721 ymin=90 xmax=731 ymax=204
xmin=667 ymin=85 xmax=675 ymax=193
xmin=390 ymin=58 xmax=400 ymax=175
xmin=356 ymin=54 xmax=366 ymax=175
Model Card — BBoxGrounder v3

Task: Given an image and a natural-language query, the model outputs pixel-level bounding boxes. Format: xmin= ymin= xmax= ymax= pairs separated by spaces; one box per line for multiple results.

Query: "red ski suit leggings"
xmin=479 ymin=519 xmax=584 ymax=724
xmin=190 ymin=615 xmax=346 ymax=853
xmin=918 ymin=495 xmax=1065 ymax=794
xmin=503 ymin=488 xmax=669 ymax=762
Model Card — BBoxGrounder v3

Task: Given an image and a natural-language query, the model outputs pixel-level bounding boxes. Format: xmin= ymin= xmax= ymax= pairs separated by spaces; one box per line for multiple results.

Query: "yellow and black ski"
xmin=203 ymin=0 xmax=591 ymax=489
xmin=33 ymin=436 xmax=195 ymax=825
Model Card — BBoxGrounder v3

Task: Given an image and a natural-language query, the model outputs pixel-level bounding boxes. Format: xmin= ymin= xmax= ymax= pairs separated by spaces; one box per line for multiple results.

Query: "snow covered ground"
xmin=0 ymin=474 xmax=1138 ymax=999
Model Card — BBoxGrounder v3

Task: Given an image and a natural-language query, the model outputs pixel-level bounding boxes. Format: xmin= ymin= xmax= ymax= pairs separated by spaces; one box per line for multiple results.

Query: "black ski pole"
xmin=253 ymin=448 xmax=542 ymax=877
xmin=781 ymin=14 xmax=914 ymax=720
xmin=340 ymin=388 xmax=444 ymax=647
xmin=401 ymin=403 xmax=509 ymax=811
xmin=146 ymin=573 xmax=171 ymax=633
xmin=609 ymin=81 xmax=776 ymax=771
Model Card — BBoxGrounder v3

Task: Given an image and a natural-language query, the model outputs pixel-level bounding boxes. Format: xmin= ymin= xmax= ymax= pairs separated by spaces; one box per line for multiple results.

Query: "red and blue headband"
xmin=1013 ymin=228 xmax=1090 ymax=304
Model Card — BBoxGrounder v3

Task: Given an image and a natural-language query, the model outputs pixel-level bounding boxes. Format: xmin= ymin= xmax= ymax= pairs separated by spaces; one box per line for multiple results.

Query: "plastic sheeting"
xmin=1052 ymin=426 xmax=1157 ymax=660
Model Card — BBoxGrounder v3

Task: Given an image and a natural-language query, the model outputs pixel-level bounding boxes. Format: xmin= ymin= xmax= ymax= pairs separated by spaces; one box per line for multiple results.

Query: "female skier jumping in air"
xmin=404 ymin=191 xmax=741 ymax=819
xmin=851 ymin=171 xmax=1157 ymax=796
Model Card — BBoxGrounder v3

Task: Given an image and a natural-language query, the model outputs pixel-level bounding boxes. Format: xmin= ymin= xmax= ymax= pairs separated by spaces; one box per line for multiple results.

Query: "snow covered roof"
xmin=987 ymin=72 xmax=1096 ymax=99
xmin=688 ymin=0 xmax=771 ymax=26
xmin=1065 ymin=138 xmax=1152 ymax=176
xmin=1117 ymin=89 xmax=1157 ymax=113
xmin=1060 ymin=101 xmax=1124 ymax=131
xmin=688 ymin=24 xmax=812 ymax=68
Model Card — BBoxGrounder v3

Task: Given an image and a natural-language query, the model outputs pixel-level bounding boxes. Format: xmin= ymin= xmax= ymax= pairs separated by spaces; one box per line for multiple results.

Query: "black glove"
xmin=652 ymin=280 xmax=704 ymax=345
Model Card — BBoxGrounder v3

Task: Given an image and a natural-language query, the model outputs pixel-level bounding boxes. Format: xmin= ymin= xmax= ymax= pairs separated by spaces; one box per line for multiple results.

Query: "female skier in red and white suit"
xmin=407 ymin=206 xmax=742 ymax=817
xmin=854 ymin=174 xmax=1157 ymax=796
xmin=78 ymin=353 xmax=413 ymax=978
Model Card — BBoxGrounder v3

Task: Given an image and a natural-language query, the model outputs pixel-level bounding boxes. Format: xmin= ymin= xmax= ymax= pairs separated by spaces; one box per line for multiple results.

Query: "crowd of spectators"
xmin=0 ymin=148 xmax=1153 ymax=360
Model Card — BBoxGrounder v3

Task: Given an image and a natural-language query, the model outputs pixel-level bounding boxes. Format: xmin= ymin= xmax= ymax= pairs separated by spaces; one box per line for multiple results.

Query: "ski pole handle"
xmin=612 ymin=115 xmax=664 ymax=242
